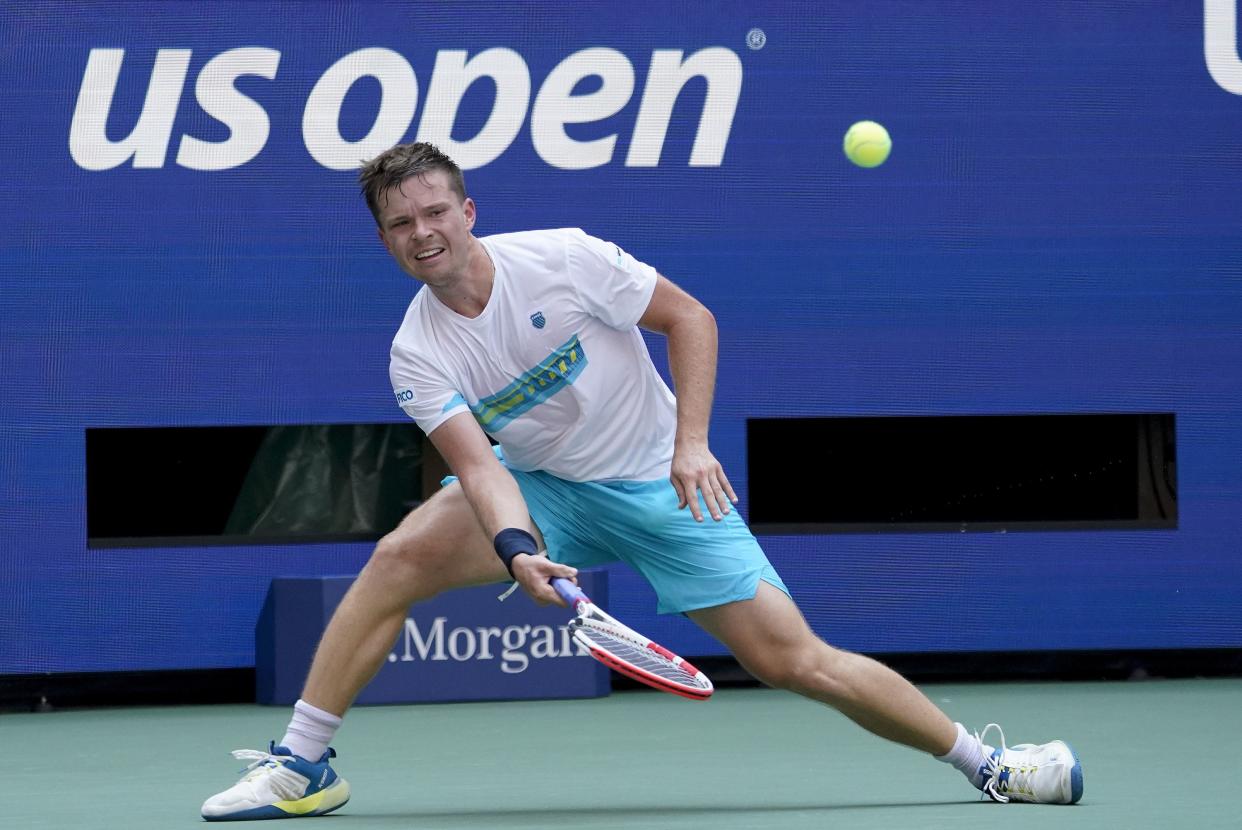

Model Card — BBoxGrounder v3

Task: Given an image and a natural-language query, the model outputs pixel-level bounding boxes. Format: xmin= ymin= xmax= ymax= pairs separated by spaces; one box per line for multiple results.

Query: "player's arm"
xmin=425 ymin=411 xmax=576 ymax=604
xmin=638 ymin=275 xmax=738 ymax=522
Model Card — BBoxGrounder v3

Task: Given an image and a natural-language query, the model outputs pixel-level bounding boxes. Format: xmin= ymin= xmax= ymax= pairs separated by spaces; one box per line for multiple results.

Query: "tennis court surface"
xmin=8 ymin=678 xmax=1235 ymax=829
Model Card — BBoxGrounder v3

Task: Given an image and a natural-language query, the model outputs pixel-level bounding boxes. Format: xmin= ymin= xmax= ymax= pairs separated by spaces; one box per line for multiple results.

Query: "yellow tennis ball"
xmin=843 ymin=120 xmax=892 ymax=168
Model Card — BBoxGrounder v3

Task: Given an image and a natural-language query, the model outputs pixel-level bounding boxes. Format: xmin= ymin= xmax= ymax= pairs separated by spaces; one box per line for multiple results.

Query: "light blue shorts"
xmin=447 ymin=451 xmax=789 ymax=614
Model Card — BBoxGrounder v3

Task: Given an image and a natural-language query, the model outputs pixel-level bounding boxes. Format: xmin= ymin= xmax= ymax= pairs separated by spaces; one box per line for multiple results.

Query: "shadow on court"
xmin=339 ymin=800 xmax=973 ymax=822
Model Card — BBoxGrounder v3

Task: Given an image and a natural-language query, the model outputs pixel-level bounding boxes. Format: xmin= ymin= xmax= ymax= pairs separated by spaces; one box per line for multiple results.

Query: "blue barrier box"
xmin=256 ymin=570 xmax=610 ymax=705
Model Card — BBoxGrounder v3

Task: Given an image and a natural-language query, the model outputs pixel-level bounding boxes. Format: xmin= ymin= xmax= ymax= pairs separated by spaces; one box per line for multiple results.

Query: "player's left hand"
xmin=670 ymin=439 xmax=738 ymax=522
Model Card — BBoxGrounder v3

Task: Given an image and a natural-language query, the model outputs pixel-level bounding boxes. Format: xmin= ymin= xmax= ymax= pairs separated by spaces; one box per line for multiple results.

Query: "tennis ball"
xmin=843 ymin=120 xmax=891 ymax=168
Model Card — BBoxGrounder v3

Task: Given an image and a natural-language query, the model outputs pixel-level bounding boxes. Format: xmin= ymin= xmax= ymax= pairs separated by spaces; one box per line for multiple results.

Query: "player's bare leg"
xmin=202 ymin=482 xmax=529 ymax=821
xmin=301 ymin=481 xmax=522 ymax=715
xmin=689 ymin=581 xmax=1083 ymax=803
xmin=689 ymin=581 xmax=956 ymax=754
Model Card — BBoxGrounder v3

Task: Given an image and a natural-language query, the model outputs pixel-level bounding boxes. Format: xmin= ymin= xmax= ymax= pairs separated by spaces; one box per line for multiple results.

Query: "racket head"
xmin=571 ymin=618 xmax=714 ymax=701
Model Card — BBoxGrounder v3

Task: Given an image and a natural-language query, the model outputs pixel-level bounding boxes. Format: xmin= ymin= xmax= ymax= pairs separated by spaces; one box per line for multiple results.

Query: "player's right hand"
xmin=511 ymin=553 xmax=578 ymax=606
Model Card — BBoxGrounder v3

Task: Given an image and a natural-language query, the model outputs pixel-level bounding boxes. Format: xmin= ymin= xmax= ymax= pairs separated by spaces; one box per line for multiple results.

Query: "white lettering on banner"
xmin=402 ymin=615 xmax=448 ymax=661
xmin=1205 ymin=0 xmax=1242 ymax=94
xmin=415 ymin=49 xmax=531 ymax=170
xmin=70 ymin=47 xmax=280 ymax=171
xmin=531 ymin=47 xmax=635 ymax=170
xmin=303 ymin=47 xmax=419 ymax=169
xmin=69 ymin=45 xmax=743 ymax=171
xmin=501 ymin=625 xmax=532 ymax=673
xmin=398 ymin=616 xmax=588 ymax=674
xmin=70 ymin=48 xmax=191 ymax=170
xmin=627 ymin=48 xmax=742 ymax=166
xmin=177 ymin=48 xmax=281 ymax=171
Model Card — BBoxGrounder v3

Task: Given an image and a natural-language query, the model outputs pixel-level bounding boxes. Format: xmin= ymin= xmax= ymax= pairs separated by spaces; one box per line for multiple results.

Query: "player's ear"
xmin=377 ymin=226 xmax=391 ymax=253
xmin=463 ymin=197 xmax=476 ymax=230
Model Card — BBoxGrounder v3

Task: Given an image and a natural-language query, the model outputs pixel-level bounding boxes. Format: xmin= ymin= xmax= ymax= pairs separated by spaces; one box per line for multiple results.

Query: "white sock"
xmin=279 ymin=698 xmax=342 ymax=761
xmin=935 ymin=722 xmax=995 ymax=790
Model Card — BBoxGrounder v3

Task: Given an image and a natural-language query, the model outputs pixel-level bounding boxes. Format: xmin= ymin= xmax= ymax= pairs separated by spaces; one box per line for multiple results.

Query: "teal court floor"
xmin=5 ymin=678 xmax=1238 ymax=829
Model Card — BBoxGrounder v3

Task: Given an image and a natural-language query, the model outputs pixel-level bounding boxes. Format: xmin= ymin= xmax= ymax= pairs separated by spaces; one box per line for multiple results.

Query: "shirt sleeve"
xmin=565 ymin=228 xmax=659 ymax=330
xmin=390 ymin=341 xmax=470 ymax=436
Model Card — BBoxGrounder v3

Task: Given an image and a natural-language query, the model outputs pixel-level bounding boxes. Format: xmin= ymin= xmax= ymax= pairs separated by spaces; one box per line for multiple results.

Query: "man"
xmin=201 ymin=142 xmax=1083 ymax=821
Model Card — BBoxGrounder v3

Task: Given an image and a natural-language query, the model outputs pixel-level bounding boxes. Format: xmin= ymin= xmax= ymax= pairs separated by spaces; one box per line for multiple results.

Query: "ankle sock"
xmin=936 ymin=722 xmax=995 ymax=789
xmin=279 ymin=698 xmax=342 ymax=761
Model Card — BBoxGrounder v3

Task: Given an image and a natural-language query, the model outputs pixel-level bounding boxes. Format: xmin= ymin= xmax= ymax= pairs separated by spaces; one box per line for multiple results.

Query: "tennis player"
xmin=202 ymin=142 xmax=1083 ymax=820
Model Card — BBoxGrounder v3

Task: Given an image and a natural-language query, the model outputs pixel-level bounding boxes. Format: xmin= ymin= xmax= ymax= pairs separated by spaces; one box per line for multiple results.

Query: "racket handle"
xmin=551 ymin=577 xmax=589 ymax=608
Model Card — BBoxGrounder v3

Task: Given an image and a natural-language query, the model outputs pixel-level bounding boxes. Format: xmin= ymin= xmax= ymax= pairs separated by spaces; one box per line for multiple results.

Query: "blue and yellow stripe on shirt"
xmin=470 ymin=335 xmax=588 ymax=430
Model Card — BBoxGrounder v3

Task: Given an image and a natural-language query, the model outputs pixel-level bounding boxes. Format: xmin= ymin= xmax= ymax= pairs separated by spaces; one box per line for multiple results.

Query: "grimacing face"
xmin=376 ymin=170 xmax=476 ymax=286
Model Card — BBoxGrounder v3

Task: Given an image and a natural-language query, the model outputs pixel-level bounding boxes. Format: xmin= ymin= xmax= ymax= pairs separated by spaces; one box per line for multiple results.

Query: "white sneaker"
xmin=977 ymin=724 xmax=1084 ymax=804
xmin=201 ymin=742 xmax=350 ymax=821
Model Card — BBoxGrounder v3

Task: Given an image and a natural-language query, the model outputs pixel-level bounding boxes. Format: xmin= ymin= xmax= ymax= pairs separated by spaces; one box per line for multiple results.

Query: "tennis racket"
xmin=551 ymin=577 xmax=713 ymax=701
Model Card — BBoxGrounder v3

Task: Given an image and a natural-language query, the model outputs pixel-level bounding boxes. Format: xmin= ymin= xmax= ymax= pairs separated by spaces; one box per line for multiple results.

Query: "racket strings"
xmin=576 ymin=621 xmax=707 ymax=689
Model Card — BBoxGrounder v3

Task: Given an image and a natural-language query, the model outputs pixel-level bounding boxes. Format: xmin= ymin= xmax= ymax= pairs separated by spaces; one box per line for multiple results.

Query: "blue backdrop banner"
xmin=2 ymin=1 xmax=1240 ymax=673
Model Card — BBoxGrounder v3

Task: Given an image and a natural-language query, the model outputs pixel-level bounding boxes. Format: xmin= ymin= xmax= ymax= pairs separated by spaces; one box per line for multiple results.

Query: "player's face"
xmin=376 ymin=171 xmax=476 ymax=285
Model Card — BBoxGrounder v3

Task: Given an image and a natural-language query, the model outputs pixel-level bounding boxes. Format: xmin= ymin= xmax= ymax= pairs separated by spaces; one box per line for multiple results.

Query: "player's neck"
xmin=430 ymin=237 xmax=494 ymax=318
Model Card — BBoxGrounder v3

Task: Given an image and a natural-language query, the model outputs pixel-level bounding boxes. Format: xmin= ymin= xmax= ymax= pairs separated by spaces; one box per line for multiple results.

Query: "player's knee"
xmin=364 ymin=530 xmax=444 ymax=593
xmin=749 ymin=642 xmax=845 ymax=696
xmin=752 ymin=657 xmax=817 ymax=692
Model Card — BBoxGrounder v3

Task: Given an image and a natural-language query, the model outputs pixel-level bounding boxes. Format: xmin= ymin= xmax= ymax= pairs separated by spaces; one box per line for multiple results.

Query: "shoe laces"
xmin=231 ymin=749 xmax=290 ymax=778
xmin=230 ymin=749 xmax=305 ymax=800
xmin=976 ymin=723 xmax=1036 ymax=804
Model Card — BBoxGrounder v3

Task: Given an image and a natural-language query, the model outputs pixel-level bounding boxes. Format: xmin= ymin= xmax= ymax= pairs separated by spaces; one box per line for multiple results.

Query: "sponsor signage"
xmin=256 ymin=570 xmax=610 ymax=705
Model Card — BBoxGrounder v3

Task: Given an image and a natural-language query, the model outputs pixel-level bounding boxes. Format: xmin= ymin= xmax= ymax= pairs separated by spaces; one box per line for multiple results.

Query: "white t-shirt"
xmin=389 ymin=228 xmax=677 ymax=483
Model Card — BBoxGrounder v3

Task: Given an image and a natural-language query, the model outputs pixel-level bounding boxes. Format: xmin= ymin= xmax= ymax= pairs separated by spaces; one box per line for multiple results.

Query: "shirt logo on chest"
xmin=529 ymin=311 xmax=546 ymax=329
xmin=470 ymin=335 xmax=587 ymax=431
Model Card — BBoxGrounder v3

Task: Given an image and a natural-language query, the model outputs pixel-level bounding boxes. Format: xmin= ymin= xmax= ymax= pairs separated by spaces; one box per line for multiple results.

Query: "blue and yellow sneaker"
xmin=201 ymin=742 xmax=350 ymax=821
xmin=977 ymin=724 xmax=1084 ymax=805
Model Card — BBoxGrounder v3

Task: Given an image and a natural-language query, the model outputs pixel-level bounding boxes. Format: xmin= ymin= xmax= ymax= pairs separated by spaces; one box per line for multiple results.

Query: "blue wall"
xmin=3 ymin=1 xmax=1240 ymax=673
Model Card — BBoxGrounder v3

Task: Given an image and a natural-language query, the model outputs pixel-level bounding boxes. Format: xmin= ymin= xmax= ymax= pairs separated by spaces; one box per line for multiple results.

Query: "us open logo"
xmin=68 ymin=45 xmax=745 ymax=171
xmin=529 ymin=311 xmax=546 ymax=329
